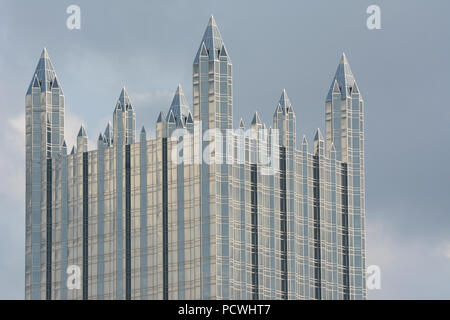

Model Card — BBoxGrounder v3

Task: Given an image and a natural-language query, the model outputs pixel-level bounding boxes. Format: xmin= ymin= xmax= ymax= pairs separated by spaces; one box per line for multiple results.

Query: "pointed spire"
xmin=275 ymin=103 xmax=283 ymax=116
xmin=329 ymin=142 xmax=336 ymax=159
xmin=332 ymin=79 xmax=340 ymax=93
xmin=115 ymin=87 xmax=133 ymax=111
xmin=314 ymin=128 xmax=324 ymax=142
xmin=300 ymin=135 xmax=308 ymax=152
xmin=301 ymin=135 xmax=308 ymax=145
xmin=351 ymin=81 xmax=359 ymax=94
xmin=198 ymin=42 xmax=208 ymax=59
xmin=275 ymin=88 xmax=293 ymax=116
xmin=70 ymin=146 xmax=76 ymax=155
xmin=78 ymin=124 xmax=87 ymax=137
xmin=194 ymin=15 xmax=227 ymax=62
xmin=104 ymin=121 xmax=112 ymax=141
xmin=140 ymin=126 xmax=147 ymax=142
xmin=51 ymin=76 xmax=60 ymax=89
xmin=326 ymin=52 xmax=356 ymax=101
xmin=167 ymin=84 xmax=191 ymax=123
xmin=119 ymin=87 xmax=129 ymax=104
xmin=32 ymin=74 xmax=40 ymax=89
xmin=62 ymin=140 xmax=67 ymax=148
xmin=41 ymin=47 xmax=49 ymax=59
xmin=98 ymin=132 xmax=106 ymax=149
xmin=77 ymin=125 xmax=88 ymax=153
xmin=279 ymin=89 xmax=292 ymax=110
xmin=27 ymin=48 xmax=57 ymax=94
xmin=203 ymin=15 xmax=223 ymax=51
xmin=186 ymin=111 xmax=193 ymax=124
xmin=239 ymin=118 xmax=245 ymax=129
xmin=156 ymin=111 xmax=166 ymax=123
xmin=115 ymin=101 xmax=123 ymax=111
xmin=167 ymin=110 xmax=176 ymax=123
xmin=219 ymin=44 xmax=228 ymax=58
xmin=314 ymin=128 xmax=324 ymax=156
xmin=251 ymin=111 xmax=261 ymax=125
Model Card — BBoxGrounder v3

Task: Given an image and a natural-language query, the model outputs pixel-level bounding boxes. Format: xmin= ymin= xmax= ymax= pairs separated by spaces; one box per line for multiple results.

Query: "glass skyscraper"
xmin=25 ymin=16 xmax=366 ymax=300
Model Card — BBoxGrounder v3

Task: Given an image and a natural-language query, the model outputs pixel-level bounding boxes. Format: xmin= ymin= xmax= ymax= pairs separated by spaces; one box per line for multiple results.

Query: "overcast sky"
xmin=1 ymin=0 xmax=449 ymax=299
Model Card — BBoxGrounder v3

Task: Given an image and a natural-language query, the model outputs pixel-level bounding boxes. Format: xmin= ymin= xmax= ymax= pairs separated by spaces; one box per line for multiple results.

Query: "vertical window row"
xmin=313 ymin=154 xmax=321 ymax=300
xmin=162 ymin=138 xmax=168 ymax=300
xmin=82 ymin=152 xmax=88 ymax=300
xmin=341 ymin=163 xmax=350 ymax=300
xmin=250 ymin=163 xmax=258 ymax=299
xmin=125 ymin=145 xmax=131 ymax=300
xmin=46 ymin=158 xmax=52 ymax=299
xmin=280 ymin=147 xmax=288 ymax=300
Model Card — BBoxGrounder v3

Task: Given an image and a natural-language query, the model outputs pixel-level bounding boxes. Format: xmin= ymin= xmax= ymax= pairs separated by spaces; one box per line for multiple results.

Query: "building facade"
xmin=25 ymin=16 xmax=366 ymax=300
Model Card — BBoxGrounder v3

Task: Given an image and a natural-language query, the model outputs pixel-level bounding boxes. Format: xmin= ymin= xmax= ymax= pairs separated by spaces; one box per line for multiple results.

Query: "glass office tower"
xmin=25 ymin=16 xmax=366 ymax=300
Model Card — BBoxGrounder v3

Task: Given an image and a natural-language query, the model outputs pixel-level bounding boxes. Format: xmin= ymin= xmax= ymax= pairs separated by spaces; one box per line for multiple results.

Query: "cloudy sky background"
xmin=1 ymin=0 xmax=449 ymax=299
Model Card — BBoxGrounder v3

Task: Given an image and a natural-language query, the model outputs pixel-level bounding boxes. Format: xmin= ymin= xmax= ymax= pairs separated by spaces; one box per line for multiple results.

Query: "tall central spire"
xmin=202 ymin=15 xmax=223 ymax=50
xmin=194 ymin=15 xmax=228 ymax=61
xmin=193 ymin=15 xmax=232 ymax=129
xmin=192 ymin=15 xmax=233 ymax=300
xmin=116 ymin=87 xmax=133 ymax=110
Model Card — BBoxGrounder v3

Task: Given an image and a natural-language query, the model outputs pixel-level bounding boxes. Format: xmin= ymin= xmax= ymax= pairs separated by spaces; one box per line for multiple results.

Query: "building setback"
xmin=25 ymin=16 xmax=366 ymax=300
